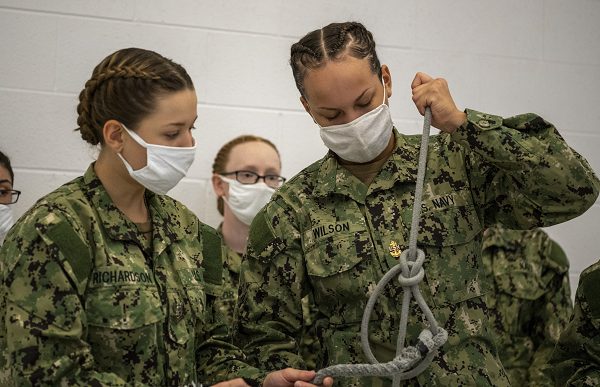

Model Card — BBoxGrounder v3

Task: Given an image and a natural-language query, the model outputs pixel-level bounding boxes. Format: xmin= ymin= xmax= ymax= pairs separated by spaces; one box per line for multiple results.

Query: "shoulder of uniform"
xmin=1 ymin=178 xmax=91 ymax=287
xmin=246 ymin=204 xmax=287 ymax=263
xmin=198 ymin=222 xmax=223 ymax=288
xmin=580 ymin=261 xmax=600 ymax=286
xmin=18 ymin=177 xmax=87 ymax=230
xmin=543 ymin=234 xmax=569 ymax=272
xmin=279 ymin=156 xmax=324 ymax=188
xmin=578 ymin=260 xmax=600 ymax=318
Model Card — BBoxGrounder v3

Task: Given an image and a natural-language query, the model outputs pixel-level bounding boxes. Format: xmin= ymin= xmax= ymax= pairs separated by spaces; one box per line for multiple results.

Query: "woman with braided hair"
xmin=0 ymin=48 xmax=329 ymax=387
xmin=233 ymin=21 xmax=600 ymax=386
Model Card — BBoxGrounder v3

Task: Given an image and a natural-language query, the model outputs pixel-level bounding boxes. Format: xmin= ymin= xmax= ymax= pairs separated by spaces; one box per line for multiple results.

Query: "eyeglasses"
xmin=221 ymin=170 xmax=286 ymax=188
xmin=0 ymin=189 xmax=20 ymax=204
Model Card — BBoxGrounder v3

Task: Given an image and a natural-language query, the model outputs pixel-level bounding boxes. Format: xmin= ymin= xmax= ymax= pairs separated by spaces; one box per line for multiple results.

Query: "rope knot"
xmin=397 ymin=249 xmax=425 ymax=287
xmin=397 ymin=264 xmax=424 ymax=287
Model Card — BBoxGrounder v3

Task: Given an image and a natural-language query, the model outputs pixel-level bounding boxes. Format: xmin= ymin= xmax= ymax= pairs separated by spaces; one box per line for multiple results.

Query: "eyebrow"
xmin=0 ymin=179 xmax=12 ymax=186
xmin=317 ymin=88 xmax=372 ymax=111
xmin=167 ymin=115 xmax=199 ymax=127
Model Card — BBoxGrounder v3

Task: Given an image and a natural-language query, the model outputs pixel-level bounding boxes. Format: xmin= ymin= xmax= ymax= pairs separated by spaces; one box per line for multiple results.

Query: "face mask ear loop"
xmin=381 ymin=75 xmax=387 ymax=106
xmin=121 ymin=124 xmax=149 ymax=149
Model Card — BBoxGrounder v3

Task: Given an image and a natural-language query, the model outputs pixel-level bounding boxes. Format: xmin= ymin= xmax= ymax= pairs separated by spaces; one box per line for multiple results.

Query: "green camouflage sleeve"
xmin=528 ymin=237 xmax=573 ymax=385
xmin=195 ymin=224 xmax=263 ymax=384
xmin=548 ymin=261 xmax=600 ymax=386
xmin=1 ymin=208 xmax=129 ymax=386
xmin=451 ymin=109 xmax=600 ymax=229
xmin=233 ymin=199 xmax=307 ymax=380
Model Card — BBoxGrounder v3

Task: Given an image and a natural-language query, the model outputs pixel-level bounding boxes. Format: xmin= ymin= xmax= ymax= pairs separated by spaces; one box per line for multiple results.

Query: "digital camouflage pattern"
xmin=548 ymin=259 xmax=600 ymax=386
xmin=0 ymin=164 xmax=259 ymax=386
xmin=482 ymin=225 xmax=572 ymax=386
xmin=234 ymin=109 xmax=600 ymax=386
xmin=215 ymin=225 xmax=321 ymax=370
xmin=213 ymin=226 xmax=243 ymax=329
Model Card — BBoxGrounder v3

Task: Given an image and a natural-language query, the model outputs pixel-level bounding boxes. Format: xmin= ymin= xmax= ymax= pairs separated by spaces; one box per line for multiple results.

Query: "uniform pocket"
xmin=86 ymin=286 xmax=164 ymax=329
xmin=415 ymin=203 xmax=484 ymax=305
xmin=85 ymin=285 xmax=165 ymax=380
xmin=305 ymin=230 xmax=375 ymax=324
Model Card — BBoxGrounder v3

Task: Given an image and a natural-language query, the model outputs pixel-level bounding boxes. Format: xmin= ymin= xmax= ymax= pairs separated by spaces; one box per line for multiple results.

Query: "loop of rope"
xmin=312 ymin=107 xmax=448 ymax=385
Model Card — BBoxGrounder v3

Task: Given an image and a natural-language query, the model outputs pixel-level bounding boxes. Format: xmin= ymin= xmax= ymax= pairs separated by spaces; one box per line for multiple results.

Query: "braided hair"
xmin=290 ymin=21 xmax=381 ymax=98
xmin=76 ymin=48 xmax=194 ymax=145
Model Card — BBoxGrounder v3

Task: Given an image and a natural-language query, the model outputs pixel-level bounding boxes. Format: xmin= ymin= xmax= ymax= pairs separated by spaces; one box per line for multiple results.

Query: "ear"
xmin=381 ymin=64 xmax=392 ymax=99
xmin=102 ymin=119 xmax=126 ymax=153
xmin=212 ymin=173 xmax=228 ymax=197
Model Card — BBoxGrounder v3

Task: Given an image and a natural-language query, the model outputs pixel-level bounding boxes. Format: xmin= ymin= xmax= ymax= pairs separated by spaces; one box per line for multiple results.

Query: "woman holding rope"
xmin=233 ymin=21 xmax=599 ymax=386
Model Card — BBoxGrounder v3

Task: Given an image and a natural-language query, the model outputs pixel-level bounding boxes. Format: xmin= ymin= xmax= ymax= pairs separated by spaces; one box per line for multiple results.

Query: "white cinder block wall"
xmin=1 ymin=0 xmax=599 ymax=296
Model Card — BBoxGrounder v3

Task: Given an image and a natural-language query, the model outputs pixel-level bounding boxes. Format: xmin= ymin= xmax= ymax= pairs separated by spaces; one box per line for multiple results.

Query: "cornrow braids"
xmin=75 ymin=48 xmax=194 ymax=145
xmin=290 ymin=21 xmax=381 ymax=97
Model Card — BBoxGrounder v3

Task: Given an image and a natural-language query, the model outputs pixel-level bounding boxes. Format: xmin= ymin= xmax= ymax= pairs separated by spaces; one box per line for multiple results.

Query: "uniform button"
xmin=478 ymin=119 xmax=490 ymax=128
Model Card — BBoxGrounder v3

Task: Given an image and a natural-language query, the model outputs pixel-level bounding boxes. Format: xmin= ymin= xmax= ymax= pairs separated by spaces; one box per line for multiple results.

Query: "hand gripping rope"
xmin=313 ymin=107 xmax=448 ymax=386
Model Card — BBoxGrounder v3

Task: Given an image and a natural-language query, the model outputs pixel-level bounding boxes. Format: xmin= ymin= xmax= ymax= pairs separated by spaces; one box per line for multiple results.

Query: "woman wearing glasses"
xmin=211 ymin=135 xmax=286 ymax=325
xmin=0 ymin=150 xmax=19 ymax=245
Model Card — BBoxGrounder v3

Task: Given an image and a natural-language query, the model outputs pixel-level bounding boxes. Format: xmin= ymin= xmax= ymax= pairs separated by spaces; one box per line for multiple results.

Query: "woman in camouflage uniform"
xmin=210 ymin=136 xmax=321 ymax=370
xmin=0 ymin=48 xmax=327 ymax=387
xmin=233 ymin=22 xmax=600 ymax=386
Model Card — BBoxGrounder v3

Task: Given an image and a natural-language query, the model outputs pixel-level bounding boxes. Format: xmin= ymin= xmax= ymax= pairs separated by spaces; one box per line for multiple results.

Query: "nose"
xmin=344 ymin=109 xmax=365 ymax=124
xmin=181 ymin=129 xmax=195 ymax=148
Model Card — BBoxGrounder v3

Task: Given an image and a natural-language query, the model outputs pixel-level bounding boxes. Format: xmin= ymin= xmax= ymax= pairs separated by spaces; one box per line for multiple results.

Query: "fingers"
xmin=293 ymin=376 xmax=334 ymax=387
xmin=281 ymin=368 xmax=316 ymax=382
xmin=412 ymin=76 xmax=449 ymax=114
xmin=411 ymin=71 xmax=433 ymax=89
xmin=211 ymin=378 xmax=250 ymax=387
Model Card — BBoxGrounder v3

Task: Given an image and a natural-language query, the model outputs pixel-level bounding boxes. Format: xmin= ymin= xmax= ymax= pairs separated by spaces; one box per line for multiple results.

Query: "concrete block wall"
xmin=1 ymin=0 xmax=599 ymax=296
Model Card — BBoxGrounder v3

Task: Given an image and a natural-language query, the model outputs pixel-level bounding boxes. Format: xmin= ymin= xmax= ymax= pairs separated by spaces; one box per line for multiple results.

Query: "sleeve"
xmin=195 ymin=223 xmax=263 ymax=385
xmin=233 ymin=199 xmax=307 ymax=382
xmin=548 ymin=265 xmax=600 ymax=386
xmin=451 ymin=109 xmax=600 ymax=229
xmin=1 ymin=210 xmax=129 ymax=386
xmin=528 ymin=236 xmax=573 ymax=385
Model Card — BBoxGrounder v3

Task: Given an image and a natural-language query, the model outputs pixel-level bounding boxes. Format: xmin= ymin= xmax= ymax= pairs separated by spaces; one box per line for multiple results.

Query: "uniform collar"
xmin=82 ymin=164 xmax=183 ymax=250
xmin=312 ymin=129 xmax=419 ymax=202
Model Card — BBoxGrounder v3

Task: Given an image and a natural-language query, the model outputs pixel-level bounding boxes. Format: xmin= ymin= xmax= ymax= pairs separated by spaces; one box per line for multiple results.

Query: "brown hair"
xmin=212 ymin=135 xmax=280 ymax=215
xmin=76 ymin=47 xmax=194 ymax=145
xmin=0 ymin=150 xmax=14 ymax=184
xmin=290 ymin=21 xmax=381 ymax=98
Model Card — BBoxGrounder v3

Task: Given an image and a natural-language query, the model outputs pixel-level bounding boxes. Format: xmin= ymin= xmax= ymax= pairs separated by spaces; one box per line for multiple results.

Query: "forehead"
xmin=226 ymin=141 xmax=280 ymax=170
xmin=140 ymin=89 xmax=198 ymax=126
xmin=303 ymin=56 xmax=377 ymax=104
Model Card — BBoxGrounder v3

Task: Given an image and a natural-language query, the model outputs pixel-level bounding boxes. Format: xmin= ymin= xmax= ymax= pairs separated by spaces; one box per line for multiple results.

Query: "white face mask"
xmin=0 ymin=204 xmax=15 ymax=245
xmin=118 ymin=124 xmax=196 ymax=195
xmin=316 ymin=77 xmax=393 ymax=163
xmin=220 ymin=176 xmax=275 ymax=226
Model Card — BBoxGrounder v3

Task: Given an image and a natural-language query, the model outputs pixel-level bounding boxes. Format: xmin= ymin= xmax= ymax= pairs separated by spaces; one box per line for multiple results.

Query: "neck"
xmin=95 ymin=150 xmax=149 ymax=223
xmin=221 ymin=209 xmax=249 ymax=254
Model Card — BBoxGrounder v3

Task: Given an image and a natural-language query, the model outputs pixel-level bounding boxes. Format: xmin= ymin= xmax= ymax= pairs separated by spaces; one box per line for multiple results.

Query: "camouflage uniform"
xmin=548 ymin=260 xmax=600 ymax=386
xmin=0 ymin=165 xmax=259 ymax=386
xmin=213 ymin=225 xmax=243 ymax=329
xmin=482 ymin=225 xmax=572 ymax=386
xmin=215 ymin=225 xmax=321 ymax=370
xmin=234 ymin=109 xmax=600 ymax=386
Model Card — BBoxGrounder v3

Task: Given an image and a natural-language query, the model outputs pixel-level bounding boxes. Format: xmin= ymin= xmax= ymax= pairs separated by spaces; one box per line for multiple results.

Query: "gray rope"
xmin=313 ymin=107 xmax=448 ymax=385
